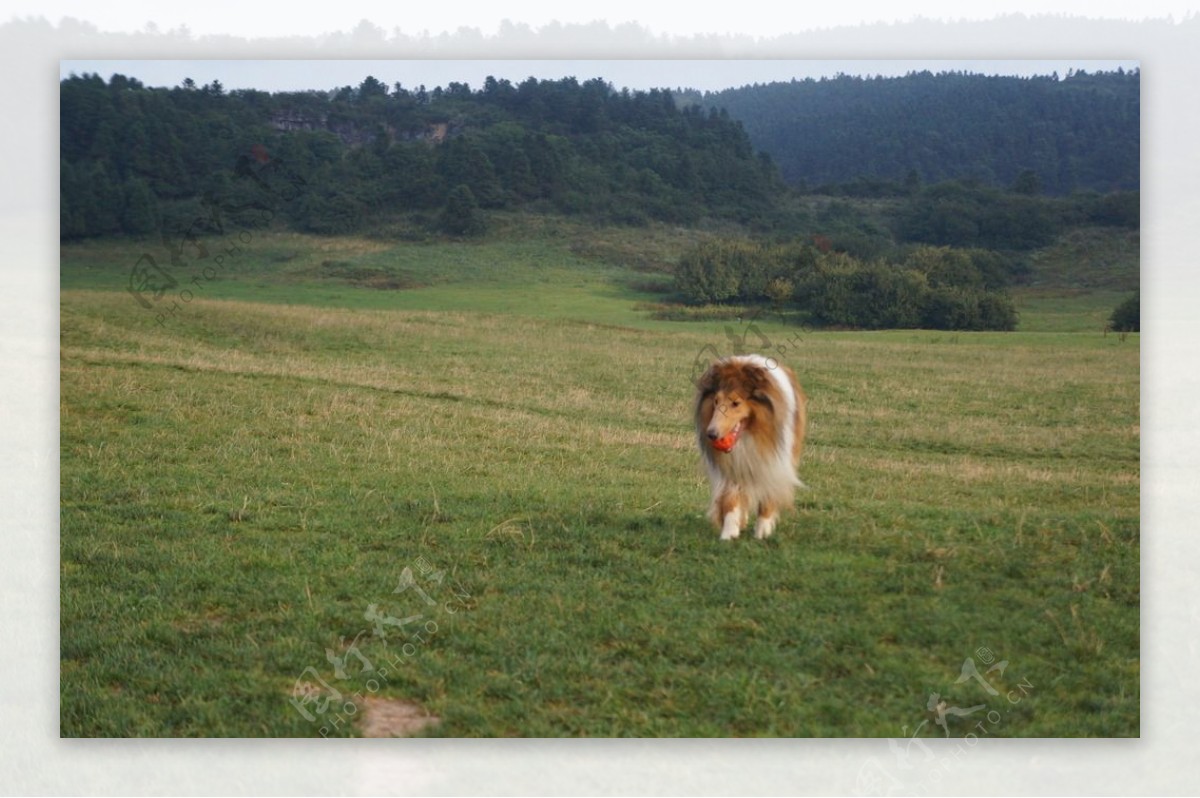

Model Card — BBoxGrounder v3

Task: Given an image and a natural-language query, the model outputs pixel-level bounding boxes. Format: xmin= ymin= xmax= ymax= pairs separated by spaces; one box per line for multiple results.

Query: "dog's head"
xmin=695 ymin=360 xmax=774 ymax=453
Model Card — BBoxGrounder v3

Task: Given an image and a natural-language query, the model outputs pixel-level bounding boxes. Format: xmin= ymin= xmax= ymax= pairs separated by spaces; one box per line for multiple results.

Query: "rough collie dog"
xmin=694 ymin=355 xmax=808 ymax=540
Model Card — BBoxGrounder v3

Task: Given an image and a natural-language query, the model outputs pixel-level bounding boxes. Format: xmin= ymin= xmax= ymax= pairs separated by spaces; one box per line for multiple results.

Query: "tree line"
xmin=688 ymin=69 xmax=1139 ymax=195
xmin=802 ymin=178 xmax=1139 ymax=265
xmin=61 ymin=70 xmax=1139 ymax=246
xmin=59 ymin=72 xmax=787 ymax=240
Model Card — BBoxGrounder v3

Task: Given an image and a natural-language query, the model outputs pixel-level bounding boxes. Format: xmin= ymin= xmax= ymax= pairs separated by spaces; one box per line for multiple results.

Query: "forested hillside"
xmin=60 ymin=73 xmax=786 ymax=240
xmin=689 ymin=69 xmax=1139 ymax=195
xmin=59 ymin=70 xmax=1139 ymax=332
xmin=60 ymin=69 xmax=1140 ymax=243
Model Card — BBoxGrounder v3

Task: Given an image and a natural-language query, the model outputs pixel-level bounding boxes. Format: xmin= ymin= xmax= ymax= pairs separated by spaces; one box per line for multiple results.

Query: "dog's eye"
xmin=731 ymin=400 xmax=741 ymax=408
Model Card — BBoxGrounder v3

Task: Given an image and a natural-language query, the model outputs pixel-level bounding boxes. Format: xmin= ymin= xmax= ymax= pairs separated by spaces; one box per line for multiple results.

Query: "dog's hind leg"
xmin=754 ymin=500 xmax=778 ymax=540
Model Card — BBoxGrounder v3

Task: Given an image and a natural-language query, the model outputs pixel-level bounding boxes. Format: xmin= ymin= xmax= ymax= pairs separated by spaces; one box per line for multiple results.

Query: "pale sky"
xmin=15 ymin=0 xmax=1199 ymax=38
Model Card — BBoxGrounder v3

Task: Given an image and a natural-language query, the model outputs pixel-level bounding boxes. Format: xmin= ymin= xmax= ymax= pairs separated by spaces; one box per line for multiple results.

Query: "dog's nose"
xmin=706 ymin=430 xmax=718 ymax=440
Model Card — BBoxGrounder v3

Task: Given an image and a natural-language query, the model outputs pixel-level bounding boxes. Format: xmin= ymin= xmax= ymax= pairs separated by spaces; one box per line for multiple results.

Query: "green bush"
xmin=673 ymin=240 xmax=755 ymax=304
xmin=675 ymin=235 xmax=1017 ymax=331
xmin=1110 ymin=291 xmax=1139 ymax=332
xmin=922 ymin=286 xmax=979 ymax=330
xmin=921 ymin=286 xmax=1018 ymax=331
xmin=806 ymin=257 xmax=930 ymax=329
xmin=904 ymin=245 xmax=983 ymax=289
xmin=295 ymin=191 xmax=368 ymax=235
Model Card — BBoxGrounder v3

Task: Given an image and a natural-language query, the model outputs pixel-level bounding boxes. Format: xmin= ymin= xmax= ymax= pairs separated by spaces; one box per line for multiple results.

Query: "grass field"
xmin=60 ymin=219 xmax=1139 ymax=737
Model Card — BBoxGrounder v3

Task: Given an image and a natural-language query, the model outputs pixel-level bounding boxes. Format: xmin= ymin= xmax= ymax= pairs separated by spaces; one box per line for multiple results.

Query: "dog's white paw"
xmin=754 ymin=516 xmax=777 ymax=540
xmin=720 ymin=513 xmax=743 ymax=541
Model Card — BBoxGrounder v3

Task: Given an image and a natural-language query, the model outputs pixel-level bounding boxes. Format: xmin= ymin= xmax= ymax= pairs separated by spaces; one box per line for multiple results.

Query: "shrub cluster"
xmin=1110 ymin=291 xmax=1139 ymax=333
xmin=674 ymin=240 xmax=1017 ymax=331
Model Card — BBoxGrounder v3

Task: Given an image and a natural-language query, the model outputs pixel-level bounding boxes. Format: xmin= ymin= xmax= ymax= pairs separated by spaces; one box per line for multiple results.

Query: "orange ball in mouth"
xmin=711 ymin=434 xmax=737 ymax=452
xmin=710 ymin=422 xmax=742 ymax=453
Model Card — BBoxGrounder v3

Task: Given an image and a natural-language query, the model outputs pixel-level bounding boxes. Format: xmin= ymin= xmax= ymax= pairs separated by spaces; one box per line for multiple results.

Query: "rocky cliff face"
xmin=269 ymin=112 xmax=458 ymax=147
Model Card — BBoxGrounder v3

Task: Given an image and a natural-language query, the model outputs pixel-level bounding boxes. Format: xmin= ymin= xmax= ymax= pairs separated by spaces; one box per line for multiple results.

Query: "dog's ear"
xmin=694 ymin=363 xmax=720 ymax=425
xmin=744 ymin=365 xmax=776 ymax=409
xmin=691 ymin=346 xmax=722 ymax=390
xmin=695 ymin=361 xmax=720 ymax=396
xmin=743 ymin=363 xmax=768 ymax=391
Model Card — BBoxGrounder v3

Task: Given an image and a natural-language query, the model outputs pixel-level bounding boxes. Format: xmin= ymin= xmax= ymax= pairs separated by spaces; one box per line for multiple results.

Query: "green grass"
xmin=60 ymin=223 xmax=1139 ymax=737
xmin=1011 ymin=287 xmax=1136 ymax=333
xmin=1026 ymin=226 xmax=1140 ymax=291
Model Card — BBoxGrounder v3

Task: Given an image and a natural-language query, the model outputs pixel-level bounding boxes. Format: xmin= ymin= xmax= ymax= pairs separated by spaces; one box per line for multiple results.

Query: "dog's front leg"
xmin=716 ymin=491 xmax=745 ymax=541
xmin=754 ymin=501 xmax=778 ymax=539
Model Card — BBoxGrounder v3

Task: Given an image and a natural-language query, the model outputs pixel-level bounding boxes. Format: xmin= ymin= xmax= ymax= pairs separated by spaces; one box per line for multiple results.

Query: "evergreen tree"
xmin=84 ymin=163 xmax=124 ymax=235
xmin=121 ymin=177 xmax=159 ymax=234
xmin=438 ymin=138 xmax=503 ymax=208
xmin=440 ymin=184 xmax=485 ymax=236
